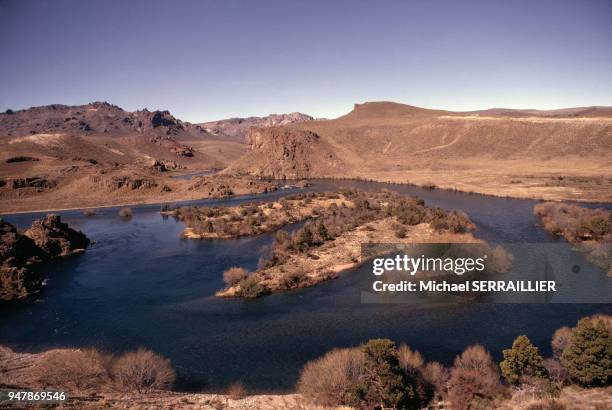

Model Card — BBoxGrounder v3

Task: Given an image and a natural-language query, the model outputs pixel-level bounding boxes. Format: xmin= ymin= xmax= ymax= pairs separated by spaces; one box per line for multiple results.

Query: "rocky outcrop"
xmin=1 ymin=215 xmax=90 ymax=301
xmin=187 ymin=174 xmax=278 ymax=198
xmin=228 ymin=127 xmax=343 ymax=179
xmin=106 ymin=175 xmax=157 ymax=191
xmin=25 ymin=215 xmax=90 ymax=257
xmin=11 ymin=177 xmax=57 ymax=189
xmin=200 ymin=112 xmax=314 ymax=142
xmin=0 ymin=220 xmax=46 ymax=300
xmin=150 ymin=159 xmax=182 ymax=172
xmin=0 ymin=101 xmax=205 ymax=140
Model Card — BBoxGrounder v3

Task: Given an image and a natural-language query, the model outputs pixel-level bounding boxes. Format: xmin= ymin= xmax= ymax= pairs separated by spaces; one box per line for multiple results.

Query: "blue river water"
xmin=0 ymin=179 xmax=610 ymax=392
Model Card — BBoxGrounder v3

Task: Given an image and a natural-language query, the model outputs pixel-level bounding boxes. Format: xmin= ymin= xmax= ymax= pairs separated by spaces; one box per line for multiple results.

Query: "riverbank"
xmin=0 ymin=173 xmax=279 ymax=214
xmin=324 ymin=160 xmax=612 ymax=203
xmin=3 ymin=168 xmax=611 ymax=215
xmin=2 ymin=344 xmax=610 ymax=409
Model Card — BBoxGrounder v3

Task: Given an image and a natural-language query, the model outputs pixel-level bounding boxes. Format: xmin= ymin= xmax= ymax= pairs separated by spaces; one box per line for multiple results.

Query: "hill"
xmin=0 ymin=102 xmax=256 ymax=213
xmin=200 ymin=112 xmax=314 ymax=142
xmin=230 ymin=101 xmax=612 ymax=202
xmin=0 ymin=101 xmax=247 ymax=171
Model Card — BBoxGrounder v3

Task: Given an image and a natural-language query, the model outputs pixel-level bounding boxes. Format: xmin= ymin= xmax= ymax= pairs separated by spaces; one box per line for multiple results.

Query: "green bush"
xmin=561 ymin=317 xmax=611 ymax=386
xmin=500 ymin=335 xmax=548 ymax=385
xmin=236 ymin=275 xmax=267 ymax=298
xmin=361 ymin=339 xmax=416 ymax=409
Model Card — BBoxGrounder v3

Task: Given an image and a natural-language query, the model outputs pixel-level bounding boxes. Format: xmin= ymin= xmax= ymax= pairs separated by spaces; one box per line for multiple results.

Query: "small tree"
xmin=111 ymin=348 xmax=175 ymax=393
xmin=561 ymin=317 xmax=611 ymax=386
xmin=500 ymin=335 xmax=548 ymax=385
xmin=361 ymin=339 xmax=415 ymax=409
xmin=398 ymin=343 xmax=424 ymax=370
xmin=235 ymin=275 xmax=266 ymax=298
xmin=448 ymin=345 xmax=500 ymax=410
xmin=293 ymin=224 xmax=314 ymax=251
xmin=422 ymin=361 xmax=450 ymax=399
xmin=297 ymin=347 xmax=366 ymax=407
xmin=223 ymin=267 xmax=249 ymax=286
xmin=551 ymin=327 xmax=572 ymax=360
xmin=397 ymin=343 xmax=434 ymax=407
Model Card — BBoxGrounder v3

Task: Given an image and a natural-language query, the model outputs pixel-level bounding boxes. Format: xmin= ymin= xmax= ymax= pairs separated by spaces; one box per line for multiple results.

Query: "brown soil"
xmin=229 ymin=102 xmax=612 ymax=202
xmin=0 ymin=102 xmax=249 ymax=213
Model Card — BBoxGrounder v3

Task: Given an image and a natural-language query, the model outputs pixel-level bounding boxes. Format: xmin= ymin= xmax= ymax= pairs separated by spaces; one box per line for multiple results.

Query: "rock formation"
xmin=25 ymin=215 xmax=90 ymax=257
xmin=1 ymin=215 xmax=90 ymax=301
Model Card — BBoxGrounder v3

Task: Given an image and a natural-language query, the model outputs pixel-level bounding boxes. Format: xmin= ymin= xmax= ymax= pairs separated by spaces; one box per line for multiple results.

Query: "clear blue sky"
xmin=1 ymin=0 xmax=611 ymax=122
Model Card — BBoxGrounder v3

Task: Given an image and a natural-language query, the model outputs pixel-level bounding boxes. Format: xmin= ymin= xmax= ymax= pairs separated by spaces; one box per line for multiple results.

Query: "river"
xmin=0 ymin=179 xmax=610 ymax=392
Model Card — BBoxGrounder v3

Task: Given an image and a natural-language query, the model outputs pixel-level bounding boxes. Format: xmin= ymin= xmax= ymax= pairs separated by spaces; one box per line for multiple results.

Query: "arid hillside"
xmin=0 ymin=102 xmax=257 ymax=213
xmin=230 ymin=102 xmax=612 ymax=202
xmin=200 ymin=112 xmax=314 ymax=142
xmin=0 ymin=101 xmax=246 ymax=171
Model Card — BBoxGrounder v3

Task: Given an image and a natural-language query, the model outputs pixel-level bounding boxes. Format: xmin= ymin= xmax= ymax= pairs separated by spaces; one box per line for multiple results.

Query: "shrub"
xmin=580 ymin=217 xmax=610 ymax=238
xmin=223 ymin=267 xmax=249 ymax=286
xmin=551 ymin=327 xmax=572 ymax=360
xmin=431 ymin=209 xmax=475 ymax=233
xmin=544 ymin=358 xmax=568 ymax=384
xmin=292 ymin=224 xmax=314 ymax=251
xmin=111 ymin=348 xmax=175 ymax=393
xmin=118 ymin=207 xmax=133 ymax=218
xmin=36 ymin=348 xmax=111 ymax=391
xmin=561 ymin=317 xmax=611 ymax=386
xmin=83 ymin=208 xmax=96 ymax=217
xmin=6 ymin=156 xmax=39 ymax=163
xmin=398 ymin=343 xmax=424 ymax=370
xmin=361 ymin=339 xmax=416 ymax=409
xmin=447 ymin=345 xmax=500 ymax=410
xmin=235 ymin=275 xmax=267 ymax=298
xmin=394 ymin=226 xmax=407 ymax=238
xmin=453 ymin=345 xmax=499 ymax=375
xmin=226 ymin=381 xmax=248 ymax=399
xmin=500 ymin=335 xmax=548 ymax=385
xmin=280 ymin=269 xmax=306 ymax=289
xmin=297 ymin=347 xmax=366 ymax=407
xmin=397 ymin=344 xmax=434 ymax=407
xmin=534 ymin=202 xmax=611 ymax=242
xmin=422 ymin=361 xmax=449 ymax=397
